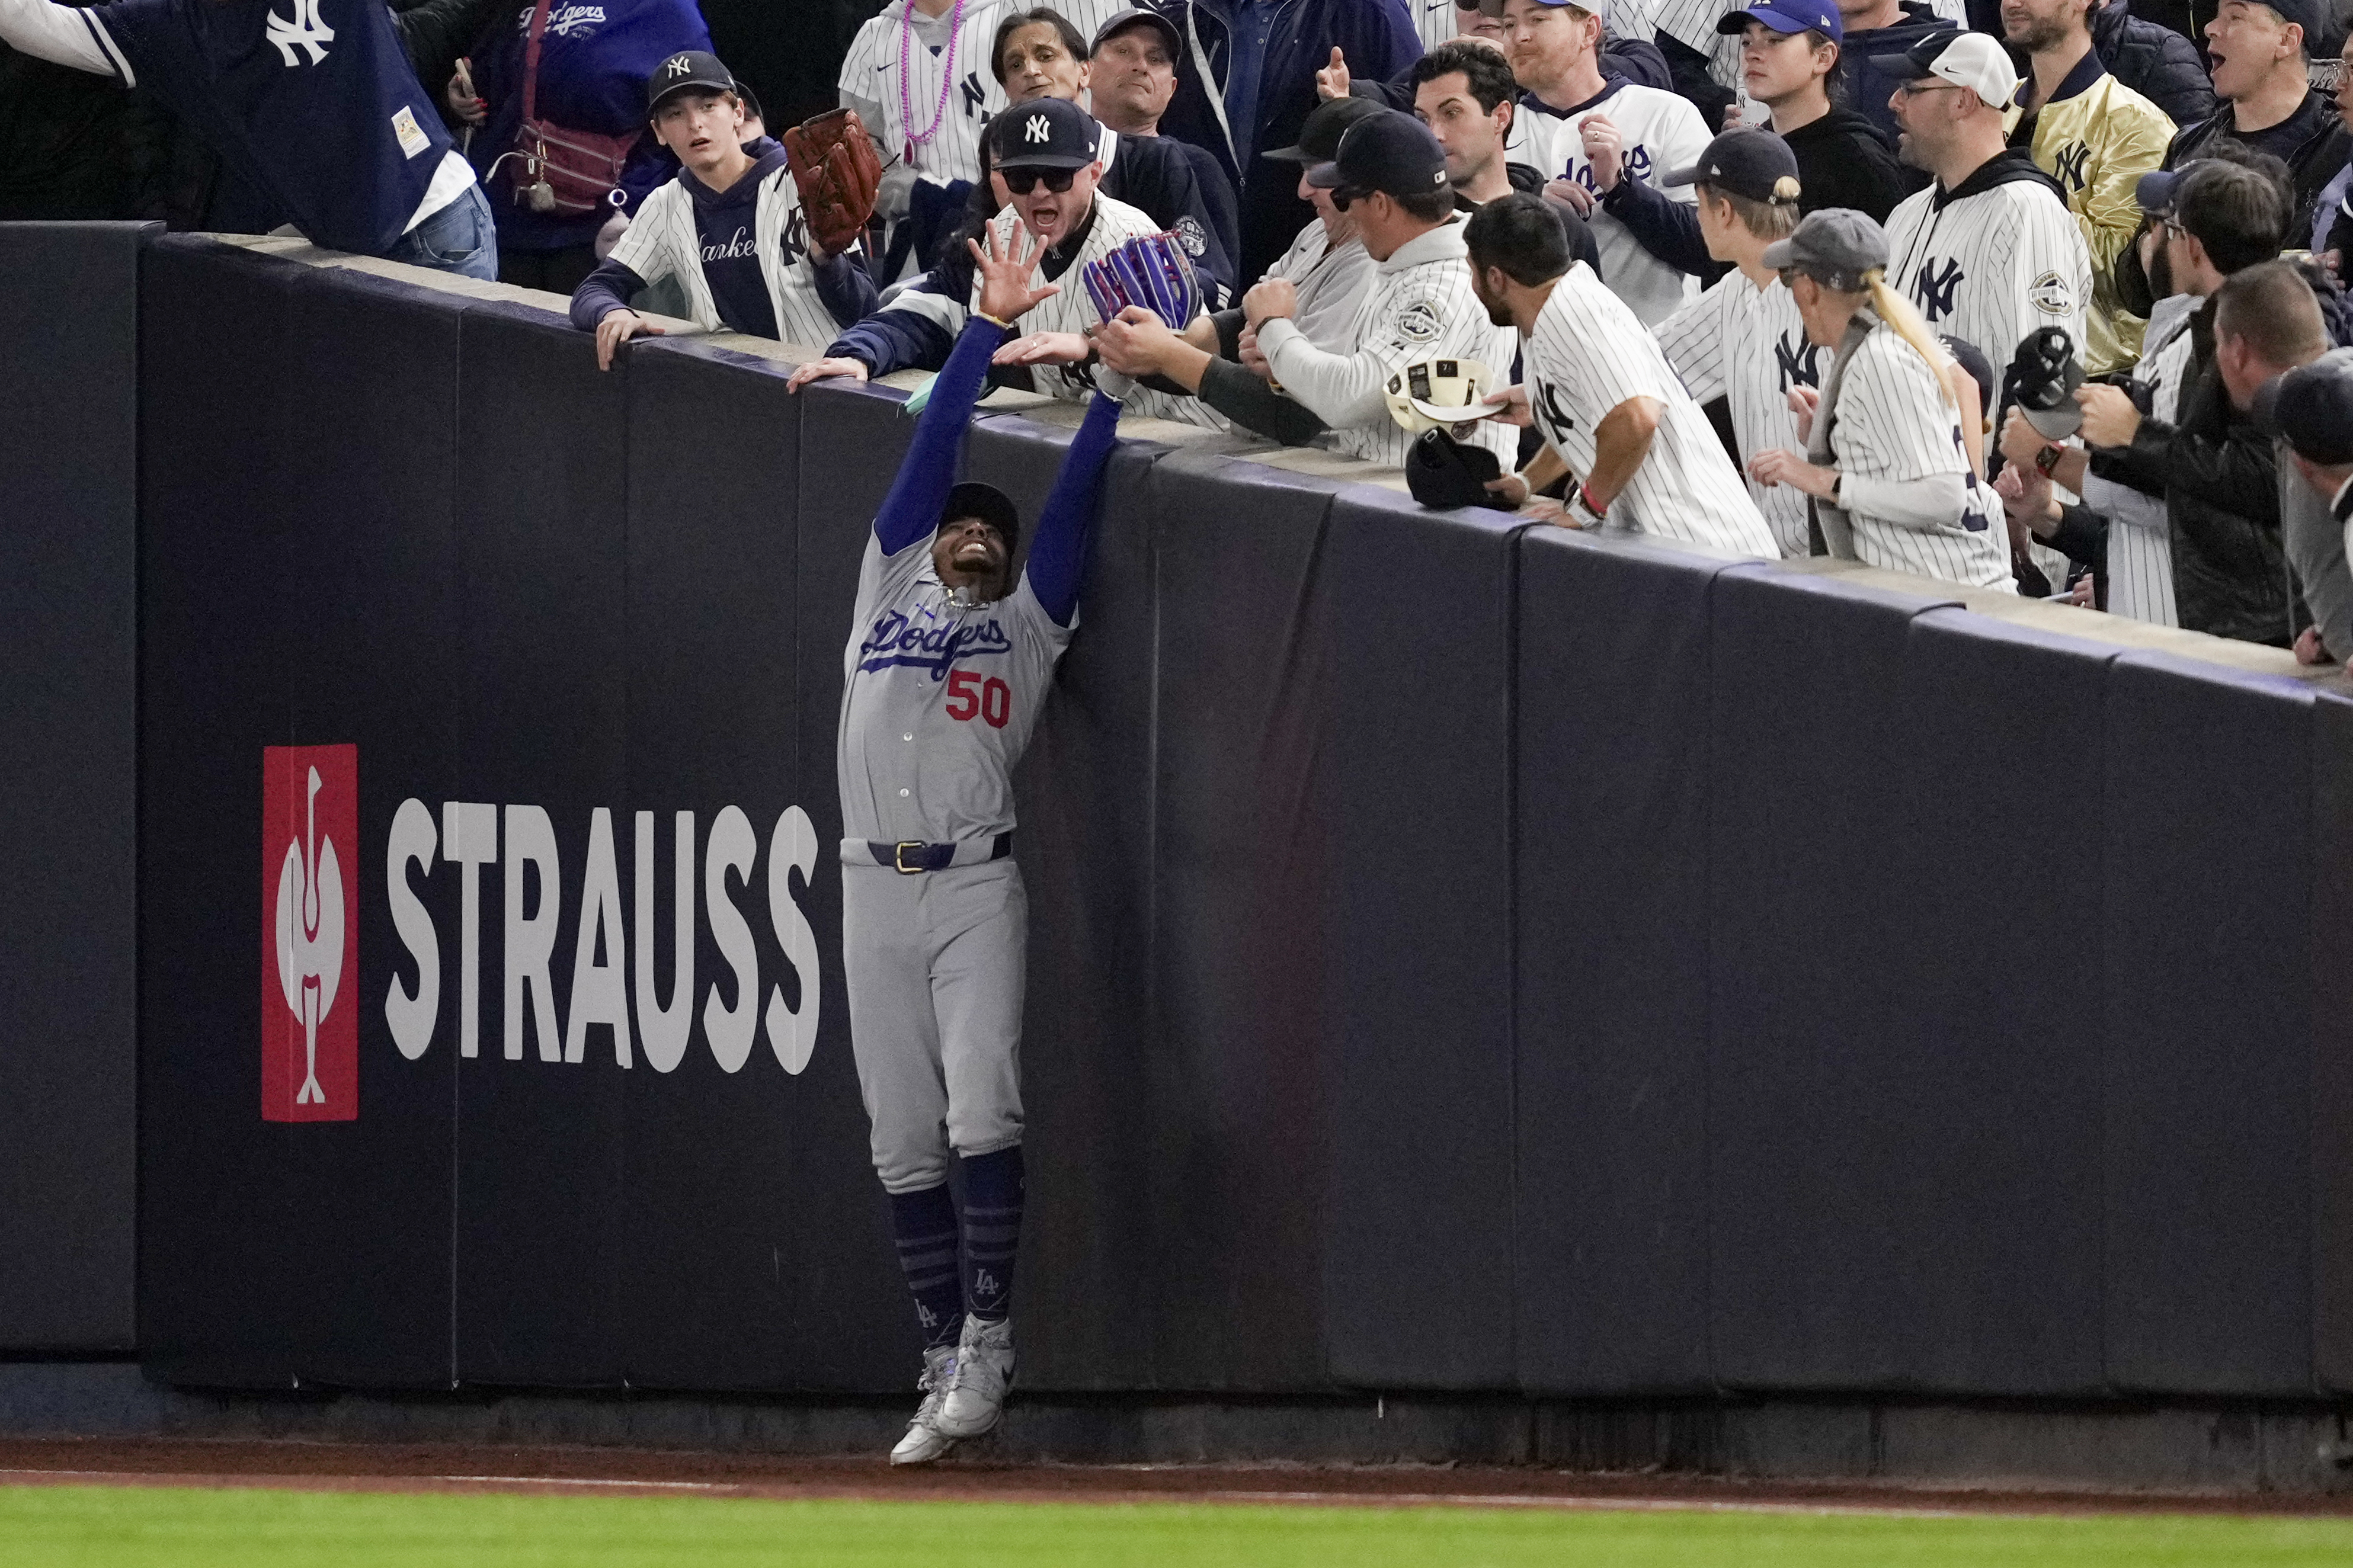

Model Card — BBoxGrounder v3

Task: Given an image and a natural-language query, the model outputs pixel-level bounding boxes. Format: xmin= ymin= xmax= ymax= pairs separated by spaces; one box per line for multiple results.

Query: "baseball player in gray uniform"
xmin=840 ymin=223 xmax=1125 ymax=1466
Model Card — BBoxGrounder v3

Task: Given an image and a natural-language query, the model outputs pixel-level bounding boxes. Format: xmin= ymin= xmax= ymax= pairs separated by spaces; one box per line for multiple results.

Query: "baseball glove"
xmin=1081 ymin=232 xmax=1201 ymax=330
xmin=784 ymin=107 xmax=882 ymax=259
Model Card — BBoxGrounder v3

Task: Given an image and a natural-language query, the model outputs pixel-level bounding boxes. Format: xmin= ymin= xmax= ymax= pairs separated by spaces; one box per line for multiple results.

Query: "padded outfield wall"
xmin=5 ymin=223 xmax=2353 ymax=1409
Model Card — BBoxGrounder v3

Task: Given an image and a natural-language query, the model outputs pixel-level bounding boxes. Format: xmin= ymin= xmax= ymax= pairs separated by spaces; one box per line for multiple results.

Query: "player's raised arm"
xmin=1021 ymin=381 xmax=1123 ymax=629
xmin=0 ymin=0 xmax=126 ymax=79
xmin=871 ymin=226 xmax=1059 ymax=556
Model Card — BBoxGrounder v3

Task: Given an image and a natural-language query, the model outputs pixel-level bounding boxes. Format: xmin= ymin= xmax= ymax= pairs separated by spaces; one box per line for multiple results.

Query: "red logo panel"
xmin=262 ymin=745 xmax=358 ymax=1123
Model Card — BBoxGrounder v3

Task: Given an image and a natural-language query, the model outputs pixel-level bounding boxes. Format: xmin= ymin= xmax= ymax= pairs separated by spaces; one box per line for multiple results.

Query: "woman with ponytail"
xmin=1747 ymin=206 xmax=2015 ymax=590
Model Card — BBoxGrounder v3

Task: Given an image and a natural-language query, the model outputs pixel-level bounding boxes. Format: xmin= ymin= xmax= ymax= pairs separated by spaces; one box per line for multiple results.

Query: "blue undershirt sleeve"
xmin=1022 ymin=389 xmax=1123 ymax=628
xmin=873 ymin=316 xmax=1008 ymax=555
xmin=570 ymin=259 xmax=648 ymax=332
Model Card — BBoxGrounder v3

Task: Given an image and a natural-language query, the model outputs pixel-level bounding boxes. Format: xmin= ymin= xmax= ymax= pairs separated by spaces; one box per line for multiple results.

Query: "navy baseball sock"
xmin=888 ymin=1183 xmax=965 ymax=1349
xmin=960 ymin=1145 xmax=1024 ymax=1323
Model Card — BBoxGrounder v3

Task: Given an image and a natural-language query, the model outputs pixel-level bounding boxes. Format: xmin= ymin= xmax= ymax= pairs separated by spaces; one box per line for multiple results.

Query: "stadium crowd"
xmin=7 ymin=0 xmax=2353 ymax=659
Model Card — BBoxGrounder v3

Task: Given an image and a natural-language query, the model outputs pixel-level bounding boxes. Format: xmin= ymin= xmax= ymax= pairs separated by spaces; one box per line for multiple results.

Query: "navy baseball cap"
xmin=2256 ymin=0 xmax=2323 ymax=43
xmin=648 ymin=50 xmax=736 ymax=117
xmin=1662 ymin=129 xmax=1801 ymax=205
xmin=990 ymin=95 xmax=1097 ymax=170
xmin=1090 ymin=5 xmax=1182 ymax=57
xmin=1939 ymin=334 xmax=1997 ymax=421
xmin=1307 ymin=110 xmax=1451 ymax=200
xmin=2135 ymin=168 xmax=2185 ymax=216
xmin=1717 ymin=1 xmax=1843 ymax=43
xmin=942 ymin=481 xmax=1022 ymax=554
xmin=2253 ymin=349 xmax=2353 ymax=466
xmin=1264 ymin=94 xmax=1386 ymax=163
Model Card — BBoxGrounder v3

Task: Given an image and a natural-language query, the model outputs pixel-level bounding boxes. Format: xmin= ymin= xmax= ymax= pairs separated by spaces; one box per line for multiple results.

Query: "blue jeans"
xmin=386 ymin=182 xmax=499 ymax=281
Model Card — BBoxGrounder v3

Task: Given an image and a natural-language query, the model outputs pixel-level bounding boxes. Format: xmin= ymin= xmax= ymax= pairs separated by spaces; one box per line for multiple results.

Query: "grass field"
xmin=8 ymin=1484 xmax=2353 ymax=1567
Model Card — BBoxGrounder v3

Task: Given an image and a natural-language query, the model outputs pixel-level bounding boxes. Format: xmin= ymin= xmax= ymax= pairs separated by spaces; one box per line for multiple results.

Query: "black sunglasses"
xmin=1328 ymin=184 xmax=1370 ymax=211
xmin=1001 ymin=166 xmax=1078 ymax=195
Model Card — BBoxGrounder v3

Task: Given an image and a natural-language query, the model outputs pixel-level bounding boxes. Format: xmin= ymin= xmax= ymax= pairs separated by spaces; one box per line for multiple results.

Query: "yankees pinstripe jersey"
xmin=1413 ymin=0 xmax=1460 ymax=48
xmin=1823 ymin=325 xmax=2013 ymax=589
xmin=1513 ymin=81 xmax=1711 ymax=326
xmin=2088 ymin=298 xmax=2195 ymax=625
xmin=1654 ymin=268 xmax=1823 ymax=557
xmin=1523 ymin=263 xmax=1777 ymax=557
xmin=1254 ymin=217 xmax=1518 ymax=469
xmin=1882 ymin=152 xmax=2091 ymax=373
xmin=839 ymin=0 xmax=1004 ymax=189
xmin=607 ymin=164 xmax=851 ymax=349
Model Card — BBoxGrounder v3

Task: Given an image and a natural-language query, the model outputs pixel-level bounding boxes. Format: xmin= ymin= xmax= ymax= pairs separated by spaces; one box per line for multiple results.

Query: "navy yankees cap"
xmin=2253 ymin=349 xmax=2353 ymax=466
xmin=1307 ymin=110 xmax=1451 ymax=200
xmin=1939 ymin=334 xmax=1997 ymax=421
xmin=1263 ymin=94 xmax=1386 ymax=164
xmin=990 ymin=95 xmax=1097 ymax=170
xmin=1090 ymin=5 xmax=1182 ymax=59
xmin=648 ymin=50 xmax=735 ymax=117
xmin=1662 ymin=129 xmax=1801 ymax=206
xmin=1717 ymin=1 xmax=1842 ymax=43
xmin=2256 ymin=0 xmax=2324 ymax=44
xmin=1762 ymin=207 xmax=1889 ymax=292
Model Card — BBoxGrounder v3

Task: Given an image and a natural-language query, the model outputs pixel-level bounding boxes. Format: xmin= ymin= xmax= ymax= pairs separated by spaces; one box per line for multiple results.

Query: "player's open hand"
xmin=1316 ymin=46 xmax=1350 ymax=101
xmin=994 ymin=329 xmax=1093 ymax=367
xmin=1542 ymin=177 xmax=1595 ymax=218
xmin=1243 ymin=277 xmax=1298 ymax=327
xmin=1579 ymin=115 xmax=1624 ymax=193
xmin=969 ymin=223 xmax=1061 ymax=326
xmin=595 ymin=309 xmax=662 ymax=373
xmin=1097 ymin=306 xmax=1173 ymax=377
xmin=1481 ymin=384 xmax=1532 ymax=428
xmin=786 ymin=355 xmax=870 ymax=393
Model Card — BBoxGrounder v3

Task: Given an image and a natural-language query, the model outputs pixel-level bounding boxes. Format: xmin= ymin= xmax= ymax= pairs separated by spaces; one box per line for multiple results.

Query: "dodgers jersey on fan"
xmin=1523 ymin=264 xmax=1777 ymax=556
xmin=840 ymin=0 xmax=1004 ymax=186
xmin=1513 ymin=81 xmax=1710 ymax=326
xmin=1824 ymin=325 xmax=2012 ymax=589
xmin=1655 ymin=268 xmax=1823 ymax=557
xmin=1883 ymin=160 xmax=2092 ymax=373
xmin=840 ymin=537 xmax=1071 ymax=846
xmin=80 ymin=0 xmax=457 ymax=256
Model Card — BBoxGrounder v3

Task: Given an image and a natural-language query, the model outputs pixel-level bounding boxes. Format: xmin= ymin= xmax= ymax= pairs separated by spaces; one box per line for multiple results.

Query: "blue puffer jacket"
xmin=1146 ymin=0 xmax=1423 ymax=284
xmin=2089 ymin=0 xmax=2217 ymax=130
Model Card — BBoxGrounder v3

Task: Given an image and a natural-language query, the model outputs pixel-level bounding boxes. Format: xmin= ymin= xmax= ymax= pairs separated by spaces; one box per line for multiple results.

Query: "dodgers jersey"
xmin=1823 ymin=325 xmax=2012 ymax=589
xmin=78 ymin=0 xmax=458 ymax=256
xmin=840 ymin=0 xmax=1005 ymax=188
xmin=1523 ymin=264 xmax=1777 ymax=557
xmin=839 ymin=538 xmax=1071 ymax=846
xmin=1654 ymin=268 xmax=1824 ymax=557
xmin=1513 ymin=80 xmax=1711 ymax=327
xmin=1882 ymin=155 xmax=2092 ymax=374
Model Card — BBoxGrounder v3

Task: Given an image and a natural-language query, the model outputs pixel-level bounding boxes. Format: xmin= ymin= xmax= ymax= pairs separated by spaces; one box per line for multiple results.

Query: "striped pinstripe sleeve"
xmin=0 ymin=0 xmax=127 ymax=80
xmin=1654 ymin=280 xmax=1730 ymax=404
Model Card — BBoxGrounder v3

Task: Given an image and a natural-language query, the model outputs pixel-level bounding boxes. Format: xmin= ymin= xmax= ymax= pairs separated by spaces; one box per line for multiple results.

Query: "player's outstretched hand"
xmin=1544 ymin=177 xmax=1595 ymax=218
xmin=1097 ymin=306 xmax=1173 ymax=377
xmin=970 ymin=224 xmax=1061 ymax=326
xmin=1481 ymin=384 xmax=1532 ymax=428
xmin=1316 ymin=46 xmax=1350 ymax=101
xmin=596 ymin=309 xmax=662 ymax=373
xmin=786 ymin=355 xmax=870 ymax=393
xmin=994 ymin=329 xmax=1093 ymax=367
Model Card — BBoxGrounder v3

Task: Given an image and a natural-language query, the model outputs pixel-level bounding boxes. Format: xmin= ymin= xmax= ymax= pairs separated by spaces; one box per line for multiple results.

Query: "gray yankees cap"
xmin=1761 ymin=207 xmax=1889 ymax=292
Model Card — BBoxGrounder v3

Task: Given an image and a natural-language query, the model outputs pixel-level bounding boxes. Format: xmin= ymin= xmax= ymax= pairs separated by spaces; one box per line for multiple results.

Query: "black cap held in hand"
xmin=1407 ymin=429 xmax=1515 ymax=511
xmin=2003 ymin=326 xmax=2085 ymax=440
xmin=648 ymin=50 xmax=736 ymax=117
xmin=990 ymin=96 xmax=1099 ymax=171
xmin=1306 ymin=110 xmax=1449 ymax=201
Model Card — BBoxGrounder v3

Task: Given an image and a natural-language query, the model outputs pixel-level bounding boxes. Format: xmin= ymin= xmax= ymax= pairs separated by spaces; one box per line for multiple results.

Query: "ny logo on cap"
xmin=665 ymin=54 xmax=693 ymax=78
xmin=1025 ymin=113 xmax=1051 ymax=144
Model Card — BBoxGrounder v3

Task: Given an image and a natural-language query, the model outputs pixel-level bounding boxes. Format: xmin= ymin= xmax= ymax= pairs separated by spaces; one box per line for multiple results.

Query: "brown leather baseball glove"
xmin=785 ymin=107 xmax=882 ymax=260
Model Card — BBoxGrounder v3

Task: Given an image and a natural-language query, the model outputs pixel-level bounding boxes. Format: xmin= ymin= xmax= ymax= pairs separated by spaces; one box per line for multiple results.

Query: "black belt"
xmin=867 ymin=833 xmax=1014 ymax=874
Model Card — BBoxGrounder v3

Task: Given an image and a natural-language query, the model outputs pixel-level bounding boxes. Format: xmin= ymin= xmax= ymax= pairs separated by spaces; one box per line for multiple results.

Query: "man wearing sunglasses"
xmin=792 ymin=96 xmax=1221 ymax=428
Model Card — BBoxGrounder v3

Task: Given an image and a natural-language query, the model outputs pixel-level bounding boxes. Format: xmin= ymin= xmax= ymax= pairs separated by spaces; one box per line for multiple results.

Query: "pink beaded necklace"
xmin=897 ymin=0 xmax=967 ymax=165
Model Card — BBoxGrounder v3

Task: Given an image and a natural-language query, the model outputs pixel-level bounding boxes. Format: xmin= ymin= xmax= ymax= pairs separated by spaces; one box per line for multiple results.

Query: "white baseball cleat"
xmin=934 ymin=1314 xmax=1014 ymax=1439
xmin=889 ymin=1343 xmax=960 ymax=1466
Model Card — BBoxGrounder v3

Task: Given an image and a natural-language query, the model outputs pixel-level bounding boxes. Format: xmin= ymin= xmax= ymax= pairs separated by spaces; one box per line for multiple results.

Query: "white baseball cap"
xmin=1875 ymin=31 xmax=2019 ymax=111
xmin=1384 ymin=358 xmax=1502 ymax=435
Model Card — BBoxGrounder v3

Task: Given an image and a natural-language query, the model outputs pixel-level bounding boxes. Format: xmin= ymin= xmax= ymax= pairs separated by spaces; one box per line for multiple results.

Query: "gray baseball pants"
xmin=842 ymin=857 xmax=1027 ymax=1194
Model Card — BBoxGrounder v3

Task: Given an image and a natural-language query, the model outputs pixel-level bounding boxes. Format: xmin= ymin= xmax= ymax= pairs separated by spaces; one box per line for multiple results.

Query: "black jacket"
xmin=2088 ymin=0 xmax=2217 ymax=129
xmin=2166 ymin=90 xmax=2349 ymax=243
xmin=1781 ymin=107 xmax=1917 ymax=220
xmin=2088 ymin=297 xmax=2294 ymax=646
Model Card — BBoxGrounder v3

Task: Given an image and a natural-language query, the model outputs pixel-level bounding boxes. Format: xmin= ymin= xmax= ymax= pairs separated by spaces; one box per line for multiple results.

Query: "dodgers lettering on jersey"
xmin=838 ymin=534 xmax=1070 ymax=846
xmin=840 ymin=0 xmax=1004 ymax=186
xmin=89 ymin=0 xmax=456 ymax=256
xmin=1823 ymin=325 xmax=2012 ymax=589
xmin=1882 ymin=172 xmax=2091 ymax=373
xmin=1512 ymin=82 xmax=1710 ymax=327
xmin=1524 ymin=264 xmax=1776 ymax=557
xmin=1655 ymin=268 xmax=1820 ymax=557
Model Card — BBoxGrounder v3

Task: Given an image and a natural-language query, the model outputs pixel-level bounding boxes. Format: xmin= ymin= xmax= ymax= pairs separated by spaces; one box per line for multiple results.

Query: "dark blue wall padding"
xmin=1708 ymin=567 xmax=1960 ymax=1391
xmin=1320 ymin=489 xmax=1525 ymax=1391
xmin=2102 ymin=652 xmax=2318 ymax=1396
xmin=1880 ymin=608 xmax=2108 ymax=1395
xmin=1144 ymin=451 xmax=1339 ymax=1391
xmin=0 ymin=222 xmax=150 ymax=1353
xmin=449 ymin=302 xmax=633 ymax=1388
xmin=2312 ymin=689 xmax=2353 ymax=1393
xmin=1512 ymin=529 xmax=1747 ymax=1397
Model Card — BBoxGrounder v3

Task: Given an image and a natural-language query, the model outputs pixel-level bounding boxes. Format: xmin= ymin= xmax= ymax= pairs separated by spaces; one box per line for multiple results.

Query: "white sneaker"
xmin=934 ymin=1314 xmax=1014 ymax=1439
xmin=889 ymin=1343 xmax=959 ymax=1466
